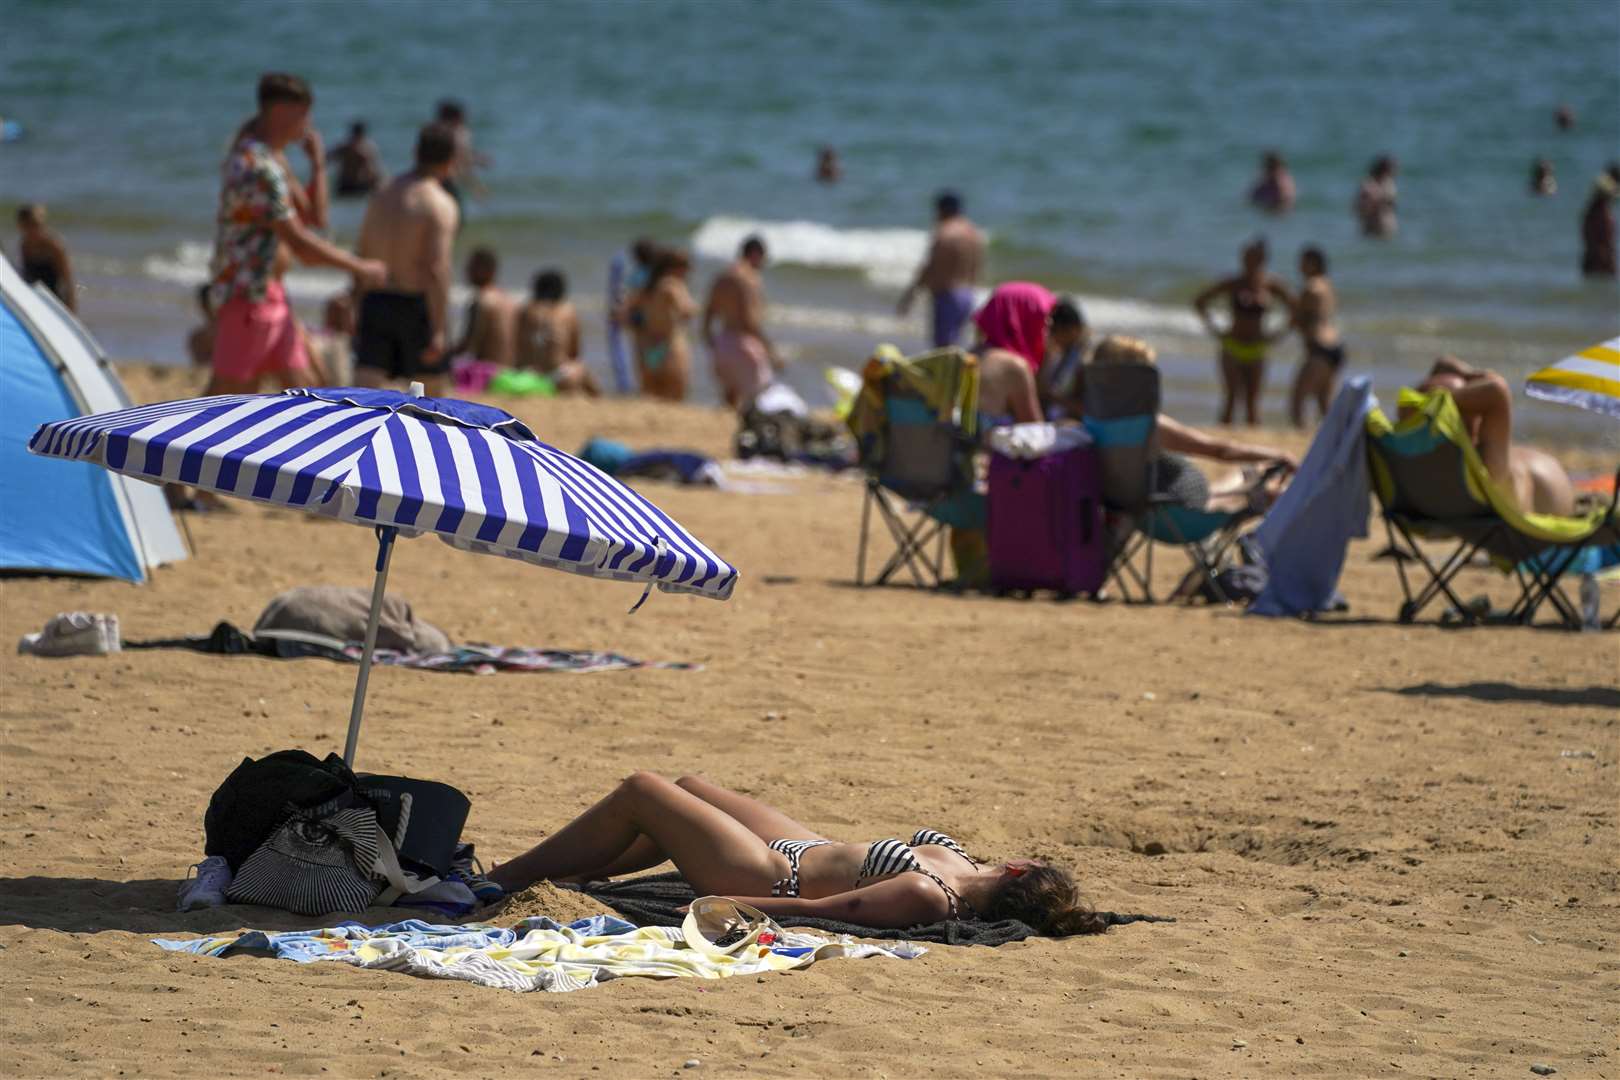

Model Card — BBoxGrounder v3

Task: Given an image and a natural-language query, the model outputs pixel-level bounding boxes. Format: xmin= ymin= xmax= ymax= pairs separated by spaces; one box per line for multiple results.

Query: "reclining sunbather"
xmin=489 ymin=772 xmax=1108 ymax=935
xmin=1085 ymin=335 xmax=1296 ymax=511
xmin=1404 ymin=355 xmax=1575 ymax=516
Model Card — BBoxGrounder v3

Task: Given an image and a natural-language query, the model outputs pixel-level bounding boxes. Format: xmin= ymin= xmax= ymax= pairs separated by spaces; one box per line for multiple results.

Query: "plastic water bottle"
xmin=1579 ymin=573 xmax=1601 ymax=632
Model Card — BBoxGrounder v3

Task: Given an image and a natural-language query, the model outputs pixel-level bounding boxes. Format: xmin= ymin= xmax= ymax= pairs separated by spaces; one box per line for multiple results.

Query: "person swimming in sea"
xmin=1193 ymin=237 xmax=1297 ymax=426
xmin=1529 ymin=157 xmax=1557 ymax=197
xmin=1249 ymin=151 xmax=1296 ymax=214
xmin=1354 ymin=155 xmax=1399 ymax=237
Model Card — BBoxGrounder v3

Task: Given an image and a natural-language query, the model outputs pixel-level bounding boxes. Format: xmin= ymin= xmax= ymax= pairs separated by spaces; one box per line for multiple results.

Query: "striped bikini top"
xmin=855 ymin=830 xmax=979 ymax=917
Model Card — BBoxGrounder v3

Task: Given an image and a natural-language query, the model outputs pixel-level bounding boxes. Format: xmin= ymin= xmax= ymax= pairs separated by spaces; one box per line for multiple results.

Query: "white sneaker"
xmin=177 ymin=855 xmax=232 ymax=911
xmin=17 ymin=612 xmax=121 ymax=657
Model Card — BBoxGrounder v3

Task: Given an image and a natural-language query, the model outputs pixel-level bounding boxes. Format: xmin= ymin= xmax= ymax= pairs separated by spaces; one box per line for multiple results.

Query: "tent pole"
xmin=343 ymin=526 xmax=397 ymax=767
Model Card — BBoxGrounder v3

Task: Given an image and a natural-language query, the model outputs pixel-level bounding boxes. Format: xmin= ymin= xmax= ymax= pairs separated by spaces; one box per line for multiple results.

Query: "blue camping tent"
xmin=1 ymin=257 xmax=187 ymax=581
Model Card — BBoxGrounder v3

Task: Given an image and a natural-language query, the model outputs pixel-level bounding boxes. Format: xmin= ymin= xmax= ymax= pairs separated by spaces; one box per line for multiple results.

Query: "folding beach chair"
xmin=1080 ymin=364 xmax=1160 ymax=601
xmin=848 ymin=347 xmax=981 ymax=588
xmin=1143 ymin=494 xmax=1278 ymax=605
xmin=1082 ymin=364 xmax=1273 ymax=604
xmin=1366 ymin=388 xmax=1620 ymax=628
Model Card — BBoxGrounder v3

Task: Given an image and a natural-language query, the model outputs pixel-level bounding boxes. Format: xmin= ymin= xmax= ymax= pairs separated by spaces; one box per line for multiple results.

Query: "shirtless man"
xmin=702 ymin=235 xmax=778 ymax=411
xmin=354 ymin=123 xmax=460 ymax=394
xmin=1287 ymin=245 xmax=1344 ymax=428
xmin=517 ymin=269 xmax=600 ymax=396
xmin=327 ymin=120 xmax=385 ymax=197
xmin=452 ymin=248 xmax=517 ymax=367
xmin=206 ymin=73 xmax=384 ymax=395
xmin=1407 ymin=355 xmax=1575 ymax=515
xmin=898 ymin=191 xmax=984 ymax=348
xmin=15 ymin=204 xmax=76 ymax=311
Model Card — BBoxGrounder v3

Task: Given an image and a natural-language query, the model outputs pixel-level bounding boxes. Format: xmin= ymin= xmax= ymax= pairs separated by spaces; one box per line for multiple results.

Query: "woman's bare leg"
xmin=1242 ymin=360 xmax=1265 ymax=426
xmin=1290 ymin=357 xmax=1333 ymax=428
xmin=558 ymin=777 xmax=827 ymax=881
xmin=488 ymin=771 xmax=785 ymax=894
xmin=674 ymin=775 xmax=827 ymax=841
xmin=555 ymin=834 xmax=669 ymax=884
xmin=1287 ymin=360 xmax=1313 ymax=429
xmin=1313 ymin=362 xmax=1337 ymax=421
xmin=1217 ymin=352 xmax=1239 ymax=425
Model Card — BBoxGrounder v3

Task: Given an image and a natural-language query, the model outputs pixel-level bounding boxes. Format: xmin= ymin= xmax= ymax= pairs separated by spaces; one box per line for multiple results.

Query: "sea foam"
xmin=691 ymin=216 xmax=927 ymax=290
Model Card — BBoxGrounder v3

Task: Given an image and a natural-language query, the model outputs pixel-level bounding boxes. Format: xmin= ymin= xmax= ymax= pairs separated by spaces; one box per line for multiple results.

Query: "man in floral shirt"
xmin=207 ymin=73 xmax=383 ymax=393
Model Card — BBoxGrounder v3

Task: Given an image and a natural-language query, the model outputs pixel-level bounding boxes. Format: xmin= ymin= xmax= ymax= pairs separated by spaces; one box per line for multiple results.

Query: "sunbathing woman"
xmin=1084 ymin=335 xmax=1296 ymax=511
xmin=488 ymin=772 xmax=1108 ymax=936
xmin=1193 ymin=238 xmax=1297 ymax=426
xmin=1404 ymin=355 xmax=1575 ymax=515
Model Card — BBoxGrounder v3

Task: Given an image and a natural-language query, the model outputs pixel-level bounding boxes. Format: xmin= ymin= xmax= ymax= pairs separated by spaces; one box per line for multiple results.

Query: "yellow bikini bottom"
xmin=1221 ymin=336 xmax=1269 ymax=364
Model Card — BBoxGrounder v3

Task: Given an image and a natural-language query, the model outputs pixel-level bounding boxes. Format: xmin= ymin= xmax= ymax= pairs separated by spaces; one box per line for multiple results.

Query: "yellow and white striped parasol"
xmin=1526 ymin=337 xmax=1620 ymax=420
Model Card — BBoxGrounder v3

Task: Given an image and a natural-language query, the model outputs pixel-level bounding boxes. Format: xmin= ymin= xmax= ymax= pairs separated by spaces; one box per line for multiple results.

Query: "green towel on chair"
xmin=1367 ymin=387 xmax=1607 ymax=546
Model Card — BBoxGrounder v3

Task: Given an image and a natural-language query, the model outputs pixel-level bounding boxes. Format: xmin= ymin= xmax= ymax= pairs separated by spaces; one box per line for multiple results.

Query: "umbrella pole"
xmin=342 ymin=526 xmax=398 ymax=767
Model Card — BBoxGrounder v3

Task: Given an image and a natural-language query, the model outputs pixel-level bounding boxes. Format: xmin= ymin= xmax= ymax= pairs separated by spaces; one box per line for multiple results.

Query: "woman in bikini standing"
xmin=487 ymin=772 xmax=1107 ymax=936
xmin=634 ymin=248 xmax=697 ymax=402
xmin=1287 ymin=245 xmax=1345 ymax=428
xmin=1193 ymin=237 xmax=1297 ymax=426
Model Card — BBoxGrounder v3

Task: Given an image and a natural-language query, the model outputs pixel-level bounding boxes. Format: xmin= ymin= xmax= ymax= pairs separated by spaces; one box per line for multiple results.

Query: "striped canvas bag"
xmin=225 ymin=792 xmax=384 ymax=916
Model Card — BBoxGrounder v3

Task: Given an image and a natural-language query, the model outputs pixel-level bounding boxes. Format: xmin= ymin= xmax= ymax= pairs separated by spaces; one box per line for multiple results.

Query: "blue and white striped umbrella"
xmin=29 ymin=386 xmax=738 ymax=763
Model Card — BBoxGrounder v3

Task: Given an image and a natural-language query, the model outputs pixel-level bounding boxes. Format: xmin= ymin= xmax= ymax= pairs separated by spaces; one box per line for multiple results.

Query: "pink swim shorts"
xmin=211 ymin=280 xmax=309 ymax=383
xmin=711 ymin=330 xmax=772 ymax=408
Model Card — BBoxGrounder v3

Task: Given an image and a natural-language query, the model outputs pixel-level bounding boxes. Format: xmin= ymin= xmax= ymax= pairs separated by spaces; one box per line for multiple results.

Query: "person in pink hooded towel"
xmin=970 ymin=281 xmax=1050 ymax=423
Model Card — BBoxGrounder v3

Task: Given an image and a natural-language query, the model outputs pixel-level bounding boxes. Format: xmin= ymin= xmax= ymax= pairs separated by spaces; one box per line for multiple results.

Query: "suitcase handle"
xmin=1078 ymin=496 xmax=1093 ymax=546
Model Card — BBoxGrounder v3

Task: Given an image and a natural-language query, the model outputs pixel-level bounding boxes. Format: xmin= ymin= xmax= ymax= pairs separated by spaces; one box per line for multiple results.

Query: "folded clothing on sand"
xmin=254 ymin=585 xmax=451 ymax=654
xmin=578 ymin=438 xmax=721 ymax=487
xmin=154 ymin=903 xmax=923 ymax=994
xmin=584 ymin=872 xmax=1174 ymax=946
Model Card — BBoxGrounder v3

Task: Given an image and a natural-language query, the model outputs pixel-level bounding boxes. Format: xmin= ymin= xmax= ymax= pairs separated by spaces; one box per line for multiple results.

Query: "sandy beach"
xmin=1 ymin=366 xmax=1616 ymax=1078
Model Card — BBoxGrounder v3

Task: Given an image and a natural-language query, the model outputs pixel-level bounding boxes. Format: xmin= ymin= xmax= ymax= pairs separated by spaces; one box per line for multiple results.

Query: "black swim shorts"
xmin=355 ymin=290 xmax=438 ymax=380
xmin=1307 ymin=342 xmax=1347 ymax=371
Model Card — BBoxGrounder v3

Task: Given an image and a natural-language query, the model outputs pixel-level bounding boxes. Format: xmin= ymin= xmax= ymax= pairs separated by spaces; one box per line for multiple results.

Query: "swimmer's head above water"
xmin=1241 ymin=236 xmax=1268 ymax=272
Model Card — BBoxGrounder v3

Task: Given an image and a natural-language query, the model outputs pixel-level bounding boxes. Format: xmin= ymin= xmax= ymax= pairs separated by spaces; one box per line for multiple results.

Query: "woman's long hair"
xmin=984 ymin=864 xmax=1110 ymax=936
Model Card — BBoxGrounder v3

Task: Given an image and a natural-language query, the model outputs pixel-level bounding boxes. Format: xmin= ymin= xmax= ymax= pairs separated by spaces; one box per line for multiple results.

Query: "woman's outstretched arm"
xmin=720 ymin=874 xmax=947 ymax=929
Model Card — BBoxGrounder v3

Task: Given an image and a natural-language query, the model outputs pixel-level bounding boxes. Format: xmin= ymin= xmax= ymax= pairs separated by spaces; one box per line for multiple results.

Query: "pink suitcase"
xmin=987 ymin=444 xmax=1105 ymax=596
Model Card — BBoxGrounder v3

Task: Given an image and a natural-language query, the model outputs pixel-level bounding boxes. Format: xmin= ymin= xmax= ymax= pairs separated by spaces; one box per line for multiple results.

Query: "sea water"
xmin=2 ymin=0 xmax=1616 ymax=444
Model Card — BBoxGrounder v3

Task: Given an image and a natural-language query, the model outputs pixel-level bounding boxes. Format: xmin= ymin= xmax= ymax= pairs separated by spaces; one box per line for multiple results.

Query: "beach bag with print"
xmin=205 ymin=749 xmax=363 ymax=871
xmin=224 ymin=790 xmax=384 ymax=916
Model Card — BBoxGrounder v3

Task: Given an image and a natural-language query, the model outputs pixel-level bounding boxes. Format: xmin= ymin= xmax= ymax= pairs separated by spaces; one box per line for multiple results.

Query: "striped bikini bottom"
xmin=766 ymin=830 xmax=979 ymax=911
xmin=766 ymin=838 xmax=833 ymax=898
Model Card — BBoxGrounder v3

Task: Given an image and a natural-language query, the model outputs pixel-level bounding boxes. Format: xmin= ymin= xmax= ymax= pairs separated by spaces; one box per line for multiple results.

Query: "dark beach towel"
xmin=124 ymin=622 xmax=698 ymax=673
xmin=584 ymin=873 xmax=1173 ymax=947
